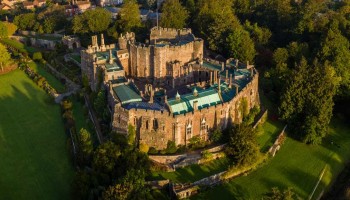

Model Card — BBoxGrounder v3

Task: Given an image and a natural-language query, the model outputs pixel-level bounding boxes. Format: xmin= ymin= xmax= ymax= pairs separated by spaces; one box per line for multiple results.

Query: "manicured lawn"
xmin=28 ymin=62 xmax=66 ymax=93
xmin=257 ymin=119 xmax=284 ymax=153
xmin=0 ymin=70 xmax=74 ymax=200
xmin=150 ymin=157 xmax=230 ymax=183
xmin=193 ymin=118 xmax=350 ymax=200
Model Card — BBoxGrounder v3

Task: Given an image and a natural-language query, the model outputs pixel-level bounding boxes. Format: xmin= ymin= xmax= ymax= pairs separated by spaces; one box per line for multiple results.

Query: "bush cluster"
xmin=20 ymin=62 xmax=56 ymax=96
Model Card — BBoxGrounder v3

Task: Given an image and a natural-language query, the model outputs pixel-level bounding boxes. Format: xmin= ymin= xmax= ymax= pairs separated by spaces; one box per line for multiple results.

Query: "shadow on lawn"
xmin=281 ymin=167 xmax=325 ymax=198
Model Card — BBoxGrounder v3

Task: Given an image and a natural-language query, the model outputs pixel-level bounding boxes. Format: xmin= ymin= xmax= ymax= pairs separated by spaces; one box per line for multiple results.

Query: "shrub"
xmin=139 ymin=143 xmax=149 ymax=153
xmin=210 ymin=129 xmax=222 ymax=143
xmin=32 ymin=52 xmax=43 ymax=61
xmin=148 ymin=147 xmax=158 ymax=154
xmin=166 ymin=140 xmax=177 ymax=154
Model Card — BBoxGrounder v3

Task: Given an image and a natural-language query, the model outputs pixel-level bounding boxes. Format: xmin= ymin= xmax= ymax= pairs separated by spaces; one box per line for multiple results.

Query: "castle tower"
xmin=101 ymin=34 xmax=106 ymax=51
xmin=91 ymin=35 xmax=98 ymax=47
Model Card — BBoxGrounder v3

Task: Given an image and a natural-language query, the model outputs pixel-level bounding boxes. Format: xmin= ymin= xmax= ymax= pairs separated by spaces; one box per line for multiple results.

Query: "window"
xmin=186 ymin=123 xmax=192 ymax=137
xmin=201 ymin=118 xmax=206 ymax=131
xmin=146 ymin=120 xmax=149 ymax=129
xmin=153 ymin=119 xmax=158 ymax=130
xmin=118 ymin=115 xmax=121 ymax=123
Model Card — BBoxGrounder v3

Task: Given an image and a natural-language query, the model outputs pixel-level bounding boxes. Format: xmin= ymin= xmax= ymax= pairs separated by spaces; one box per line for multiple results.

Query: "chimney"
xmin=176 ymin=91 xmax=181 ymax=101
xmin=109 ymin=49 xmax=113 ymax=64
xmin=101 ymin=34 xmax=105 ymax=51
xmin=229 ymin=74 xmax=232 ymax=89
xmin=246 ymin=61 xmax=249 ymax=68
xmin=210 ymin=71 xmax=213 ymax=85
xmin=193 ymin=101 xmax=198 ymax=111
xmin=149 ymin=90 xmax=154 ymax=103
xmin=250 ymin=68 xmax=254 ymax=77
xmin=235 ymin=59 xmax=239 ymax=68
xmin=164 ymin=95 xmax=168 ymax=104
xmin=235 ymin=84 xmax=239 ymax=94
xmin=221 ymin=62 xmax=224 ymax=71
xmin=214 ymin=71 xmax=217 ymax=84
xmin=226 ymin=70 xmax=228 ymax=83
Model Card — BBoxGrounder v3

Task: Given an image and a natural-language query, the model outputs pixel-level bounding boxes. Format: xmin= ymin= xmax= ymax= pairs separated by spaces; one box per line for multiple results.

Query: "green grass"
xmin=28 ymin=62 xmax=66 ymax=93
xmin=0 ymin=69 xmax=74 ymax=200
xmin=257 ymin=119 xmax=284 ymax=153
xmin=150 ymin=157 xmax=230 ymax=183
xmin=193 ymin=118 xmax=350 ymax=200
xmin=0 ymin=38 xmax=39 ymax=54
xmin=70 ymin=97 xmax=98 ymax=144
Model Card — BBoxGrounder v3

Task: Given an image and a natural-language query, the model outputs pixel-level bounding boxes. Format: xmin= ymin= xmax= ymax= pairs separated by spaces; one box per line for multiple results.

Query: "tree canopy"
xmin=160 ymin=0 xmax=189 ymax=29
xmin=117 ymin=0 xmax=142 ymax=33
xmin=72 ymin=8 xmax=112 ymax=34
xmin=0 ymin=43 xmax=11 ymax=72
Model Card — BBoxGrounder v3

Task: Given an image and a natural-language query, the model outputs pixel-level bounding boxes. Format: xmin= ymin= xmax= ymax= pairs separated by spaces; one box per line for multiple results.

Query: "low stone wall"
xmin=145 ymin=180 xmax=169 ymax=189
xmin=253 ymin=109 xmax=268 ymax=129
xmin=149 ymin=144 xmax=227 ymax=165
xmin=149 ymin=154 xmax=186 ymax=165
xmin=268 ymin=125 xmax=287 ymax=157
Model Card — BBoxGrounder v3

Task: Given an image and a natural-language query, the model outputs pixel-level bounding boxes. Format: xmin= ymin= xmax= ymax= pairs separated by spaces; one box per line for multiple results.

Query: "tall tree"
xmin=279 ymin=59 xmax=340 ymax=144
xmin=195 ymin=0 xmax=240 ymax=52
xmin=0 ymin=43 xmax=11 ymax=72
xmin=224 ymin=27 xmax=256 ymax=62
xmin=13 ymin=13 xmax=36 ymax=30
xmin=78 ymin=128 xmax=93 ymax=165
xmin=118 ymin=0 xmax=141 ymax=33
xmin=72 ymin=8 xmax=111 ymax=34
xmin=318 ymin=24 xmax=350 ymax=95
xmin=160 ymin=0 xmax=189 ymax=29
xmin=225 ymin=124 xmax=259 ymax=167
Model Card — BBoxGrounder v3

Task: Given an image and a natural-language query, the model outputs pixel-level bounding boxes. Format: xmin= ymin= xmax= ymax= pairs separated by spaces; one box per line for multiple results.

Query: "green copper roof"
xmin=168 ymin=88 xmax=222 ymax=115
xmin=113 ymin=85 xmax=142 ymax=104
xmin=105 ymin=62 xmax=123 ymax=72
xmin=202 ymin=61 xmax=221 ymax=71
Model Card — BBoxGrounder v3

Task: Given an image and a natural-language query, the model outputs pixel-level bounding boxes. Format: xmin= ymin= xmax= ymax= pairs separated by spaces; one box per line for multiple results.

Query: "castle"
xmin=81 ymin=27 xmax=260 ymax=149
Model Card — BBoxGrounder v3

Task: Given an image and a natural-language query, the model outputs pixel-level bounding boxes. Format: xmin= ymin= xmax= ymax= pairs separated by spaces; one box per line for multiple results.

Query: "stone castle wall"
xmin=111 ymin=72 xmax=260 ymax=149
xmin=150 ymin=27 xmax=192 ymax=42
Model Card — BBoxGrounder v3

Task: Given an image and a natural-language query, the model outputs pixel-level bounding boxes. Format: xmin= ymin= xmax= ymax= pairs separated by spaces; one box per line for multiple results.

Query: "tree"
xmin=263 ymin=187 xmax=301 ymax=200
xmin=279 ymin=59 xmax=340 ymax=144
xmin=78 ymin=128 xmax=93 ymax=165
xmin=93 ymin=89 xmax=107 ymax=118
xmin=92 ymin=141 xmax=121 ymax=175
xmin=32 ymin=52 xmax=42 ymax=61
xmin=165 ymin=140 xmax=177 ymax=154
xmin=318 ymin=24 xmax=350 ymax=95
xmin=72 ymin=8 xmax=111 ymax=34
xmin=160 ymin=0 xmax=189 ymax=29
xmin=127 ymin=124 xmax=136 ymax=146
xmin=225 ymin=124 xmax=259 ymax=166
xmin=0 ymin=22 xmax=7 ymax=38
xmin=13 ymin=13 xmax=36 ymax=30
xmin=0 ymin=43 xmax=11 ymax=72
xmin=224 ymin=27 xmax=256 ymax=62
xmin=118 ymin=0 xmax=141 ymax=33
xmin=210 ymin=128 xmax=222 ymax=143
xmin=139 ymin=143 xmax=149 ymax=153
xmin=4 ymin=22 xmax=17 ymax=36
xmin=195 ymin=0 xmax=240 ymax=52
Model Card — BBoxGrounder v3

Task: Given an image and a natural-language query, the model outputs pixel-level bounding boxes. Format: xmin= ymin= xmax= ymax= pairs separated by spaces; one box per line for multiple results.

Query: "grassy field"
xmin=193 ymin=118 xmax=350 ymax=200
xmin=28 ymin=62 xmax=66 ymax=93
xmin=0 ymin=70 xmax=74 ymax=200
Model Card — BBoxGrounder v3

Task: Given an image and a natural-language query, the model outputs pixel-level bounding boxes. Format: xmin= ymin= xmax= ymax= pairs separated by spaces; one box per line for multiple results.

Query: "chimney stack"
xmin=109 ymin=49 xmax=113 ymax=64
xmin=193 ymin=101 xmax=198 ymax=111
xmin=164 ymin=95 xmax=168 ymax=104
xmin=235 ymin=59 xmax=239 ymax=68
xmin=221 ymin=62 xmax=224 ymax=71
xmin=210 ymin=71 xmax=213 ymax=85
xmin=229 ymin=74 xmax=232 ymax=89
xmin=235 ymin=84 xmax=239 ymax=94
xmin=101 ymin=34 xmax=105 ymax=51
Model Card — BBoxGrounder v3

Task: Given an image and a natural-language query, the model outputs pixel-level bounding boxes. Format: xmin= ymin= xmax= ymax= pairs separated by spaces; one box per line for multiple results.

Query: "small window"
xmin=146 ymin=120 xmax=149 ymax=129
